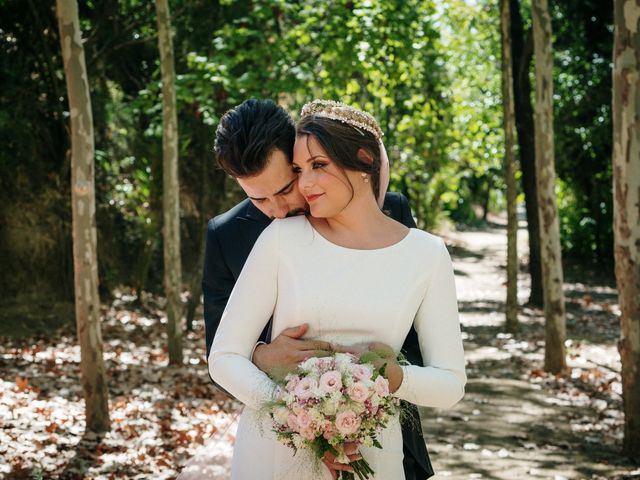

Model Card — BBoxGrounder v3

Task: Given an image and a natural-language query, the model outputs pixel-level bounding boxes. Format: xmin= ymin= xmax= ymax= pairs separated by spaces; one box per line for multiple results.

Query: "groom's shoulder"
xmin=206 ymin=199 xmax=256 ymax=236
xmin=383 ymin=191 xmax=407 ymax=206
xmin=382 ymin=191 xmax=414 ymax=227
xmin=382 ymin=191 xmax=410 ymax=213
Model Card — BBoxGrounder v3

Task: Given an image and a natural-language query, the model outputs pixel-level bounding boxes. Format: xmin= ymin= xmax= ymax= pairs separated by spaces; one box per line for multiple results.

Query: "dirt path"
xmin=424 ymin=224 xmax=636 ymax=479
xmin=179 ymin=223 xmax=636 ymax=479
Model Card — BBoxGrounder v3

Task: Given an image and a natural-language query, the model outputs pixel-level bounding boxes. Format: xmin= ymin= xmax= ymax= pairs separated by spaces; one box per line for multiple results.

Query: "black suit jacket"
xmin=202 ymin=192 xmax=434 ymax=479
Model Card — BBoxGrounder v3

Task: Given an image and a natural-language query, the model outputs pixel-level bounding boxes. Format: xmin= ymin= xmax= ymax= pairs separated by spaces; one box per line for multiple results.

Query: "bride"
xmin=209 ymin=100 xmax=466 ymax=479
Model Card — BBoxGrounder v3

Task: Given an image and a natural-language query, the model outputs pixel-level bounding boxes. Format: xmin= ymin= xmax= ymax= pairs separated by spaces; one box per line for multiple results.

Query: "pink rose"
xmin=335 ymin=410 xmax=361 ymax=435
xmin=300 ymin=425 xmax=316 ymax=440
xmin=374 ymin=376 xmax=390 ymax=397
xmin=323 ymin=421 xmax=336 ymax=440
xmin=347 ymin=381 xmax=370 ymax=403
xmin=319 ymin=371 xmax=342 ymax=394
xmin=287 ymin=413 xmax=300 ymax=432
xmin=350 ymin=364 xmax=373 ymax=381
xmin=294 ymin=377 xmax=318 ymax=400
xmin=286 ymin=375 xmax=301 ymax=392
xmin=296 ymin=409 xmax=312 ymax=428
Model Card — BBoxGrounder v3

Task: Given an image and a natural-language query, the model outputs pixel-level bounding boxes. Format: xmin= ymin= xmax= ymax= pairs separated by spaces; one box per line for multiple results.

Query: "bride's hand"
xmin=332 ymin=342 xmax=404 ymax=393
xmin=322 ymin=442 xmax=361 ymax=480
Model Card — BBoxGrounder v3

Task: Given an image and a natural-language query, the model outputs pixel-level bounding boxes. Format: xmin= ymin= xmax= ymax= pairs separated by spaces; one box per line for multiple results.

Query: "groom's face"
xmin=236 ymin=148 xmax=308 ymax=219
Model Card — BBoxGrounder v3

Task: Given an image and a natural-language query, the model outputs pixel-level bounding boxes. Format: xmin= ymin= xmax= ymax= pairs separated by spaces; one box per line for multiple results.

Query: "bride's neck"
xmin=311 ymin=195 xmax=395 ymax=244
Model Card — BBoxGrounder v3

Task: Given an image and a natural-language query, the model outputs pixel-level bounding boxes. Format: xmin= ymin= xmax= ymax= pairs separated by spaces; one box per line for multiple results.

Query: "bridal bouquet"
xmin=268 ymin=352 xmax=401 ymax=480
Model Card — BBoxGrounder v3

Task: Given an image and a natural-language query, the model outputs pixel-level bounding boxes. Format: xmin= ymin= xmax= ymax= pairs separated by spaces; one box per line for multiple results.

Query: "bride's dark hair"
xmin=296 ymin=115 xmax=381 ymax=198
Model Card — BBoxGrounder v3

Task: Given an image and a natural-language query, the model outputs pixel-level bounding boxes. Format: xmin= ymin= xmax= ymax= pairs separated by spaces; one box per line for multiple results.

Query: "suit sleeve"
xmin=393 ymin=239 xmax=467 ymax=408
xmin=202 ymin=218 xmax=235 ymax=359
xmin=208 ymin=222 xmax=280 ymax=409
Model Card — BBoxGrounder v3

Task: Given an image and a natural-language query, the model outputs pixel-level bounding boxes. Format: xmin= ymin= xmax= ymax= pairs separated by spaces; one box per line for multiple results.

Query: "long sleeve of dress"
xmin=393 ymin=238 xmax=467 ymax=409
xmin=207 ymin=222 xmax=280 ymax=410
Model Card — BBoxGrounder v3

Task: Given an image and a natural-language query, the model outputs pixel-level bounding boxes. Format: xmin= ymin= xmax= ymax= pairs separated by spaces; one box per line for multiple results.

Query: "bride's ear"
xmin=357 ymin=148 xmax=373 ymax=165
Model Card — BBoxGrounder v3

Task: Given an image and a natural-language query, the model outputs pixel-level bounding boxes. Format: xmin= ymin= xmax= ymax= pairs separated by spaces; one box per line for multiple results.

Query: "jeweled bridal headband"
xmin=299 ymin=100 xmax=384 ymax=142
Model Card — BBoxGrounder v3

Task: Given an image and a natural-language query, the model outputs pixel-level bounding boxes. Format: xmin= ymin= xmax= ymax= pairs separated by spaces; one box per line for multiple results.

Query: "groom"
xmin=202 ymin=99 xmax=434 ymax=480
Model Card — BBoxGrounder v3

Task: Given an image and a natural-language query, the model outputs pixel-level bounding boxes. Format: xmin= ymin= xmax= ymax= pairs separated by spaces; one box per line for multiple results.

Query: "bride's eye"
xmin=312 ymin=162 xmax=326 ymax=169
xmin=292 ymin=166 xmax=301 ymax=173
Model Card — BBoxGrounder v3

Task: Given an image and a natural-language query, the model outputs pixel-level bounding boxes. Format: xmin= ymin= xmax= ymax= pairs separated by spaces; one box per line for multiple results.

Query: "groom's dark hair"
xmin=214 ymin=99 xmax=296 ymax=178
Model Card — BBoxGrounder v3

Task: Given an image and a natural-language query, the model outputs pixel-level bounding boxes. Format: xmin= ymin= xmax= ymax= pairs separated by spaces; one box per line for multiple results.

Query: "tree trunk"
xmin=612 ymin=0 xmax=640 ymax=458
xmin=186 ymin=240 xmax=205 ymax=331
xmin=510 ymin=0 xmax=544 ymax=307
xmin=56 ymin=0 xmax=110 ymax=433
xmin=501 ymin=0 xmax=519 ymax=333
xmin=532 ymin=0 xmax=567 ymax=374
xmin=156 ymin=0 xmax=183 ymax=365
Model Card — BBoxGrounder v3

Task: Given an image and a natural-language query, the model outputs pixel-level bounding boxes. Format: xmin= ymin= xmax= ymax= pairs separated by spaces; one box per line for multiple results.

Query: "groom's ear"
xmin=357 ymin=148 xmax=373 ymax=165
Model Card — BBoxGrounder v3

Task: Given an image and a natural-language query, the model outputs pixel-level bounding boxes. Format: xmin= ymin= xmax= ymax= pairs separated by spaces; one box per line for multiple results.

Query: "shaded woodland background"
xmin=0 ymin=0 xmax=614 ymax=311
xmin=2 ymin=0 xmax=638 ymax=478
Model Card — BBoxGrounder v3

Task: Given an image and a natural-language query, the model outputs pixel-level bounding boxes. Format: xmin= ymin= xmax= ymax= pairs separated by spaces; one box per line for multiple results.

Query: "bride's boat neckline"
xmin=306 ymin=219 xmax=415 ymax=252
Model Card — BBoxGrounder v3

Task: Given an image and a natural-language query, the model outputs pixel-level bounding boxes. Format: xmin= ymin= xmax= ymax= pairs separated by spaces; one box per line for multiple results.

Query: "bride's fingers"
xmin=331 ymin=463 xmax=355 ymax=472
xmin=322 ymin=453 xmax=354 ymax=475
xmin=322 ymin=458 xmax=338 ymax=480
xmin=343 ymin=442 xmax=360 ymax=455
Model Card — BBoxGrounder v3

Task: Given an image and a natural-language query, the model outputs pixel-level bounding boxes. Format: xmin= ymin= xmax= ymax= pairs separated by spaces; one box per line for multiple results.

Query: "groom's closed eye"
xmin=279 ymin=183 xmax=295 ymax=195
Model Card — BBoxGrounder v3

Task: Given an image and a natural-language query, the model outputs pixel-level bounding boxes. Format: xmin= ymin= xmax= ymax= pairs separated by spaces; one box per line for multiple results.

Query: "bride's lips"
xmin=306 ymin=193 xmax=324 ymax=203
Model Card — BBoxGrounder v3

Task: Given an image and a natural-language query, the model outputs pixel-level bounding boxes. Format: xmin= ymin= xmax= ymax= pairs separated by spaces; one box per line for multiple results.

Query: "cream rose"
xmin=350 ymin=364 xmax=373 ymax=382
xmin=347 ymin=381 xmax=370 ymax=403
xmin=294 ymin=377 xmax=318 ymax=400
xmin=373 ymin=376 xmax=390 ymax=397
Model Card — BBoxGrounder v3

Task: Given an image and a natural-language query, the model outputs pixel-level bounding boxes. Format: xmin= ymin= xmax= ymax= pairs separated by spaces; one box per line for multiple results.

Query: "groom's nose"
xmin=270 ymin=198 xmax=289 ymax=219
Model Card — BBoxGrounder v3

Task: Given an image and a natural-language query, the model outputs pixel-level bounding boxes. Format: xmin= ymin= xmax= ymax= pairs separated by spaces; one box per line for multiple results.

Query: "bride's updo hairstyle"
xmin=296 ymin=100 xmax=383 ymax=199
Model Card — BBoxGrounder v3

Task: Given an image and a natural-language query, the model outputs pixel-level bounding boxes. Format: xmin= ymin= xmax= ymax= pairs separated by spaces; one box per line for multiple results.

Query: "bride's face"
xmin=292 ymin=135 xmax=362 ymax=218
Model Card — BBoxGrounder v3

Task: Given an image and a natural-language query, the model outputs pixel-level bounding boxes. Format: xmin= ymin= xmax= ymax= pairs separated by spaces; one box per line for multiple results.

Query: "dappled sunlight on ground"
xmin=424 ymin=224 xmax=635 ymax=479
xmin=1 ymin=223 xmax=638 ymax=479
xmin=0 ymin=294 xmax=242 ymax=479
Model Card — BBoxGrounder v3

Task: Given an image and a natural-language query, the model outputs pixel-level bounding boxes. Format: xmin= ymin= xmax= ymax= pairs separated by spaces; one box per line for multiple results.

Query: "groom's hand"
xmin=252 ymin=324 xmax=333 ymax=376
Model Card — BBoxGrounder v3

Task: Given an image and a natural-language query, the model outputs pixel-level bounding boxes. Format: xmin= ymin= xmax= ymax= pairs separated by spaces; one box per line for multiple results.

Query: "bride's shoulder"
xmin=408 ymin=229 xmax=449 ymax=257
xmin=272 ymin=215 xmax=309 ymax=231
xmin=270 ymin=215 xmax=313 ymax=242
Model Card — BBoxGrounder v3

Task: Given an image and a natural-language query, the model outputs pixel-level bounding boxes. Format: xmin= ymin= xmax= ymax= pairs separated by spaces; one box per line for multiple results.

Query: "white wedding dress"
xmin=209 ymin=216 xmax=466 ymax=479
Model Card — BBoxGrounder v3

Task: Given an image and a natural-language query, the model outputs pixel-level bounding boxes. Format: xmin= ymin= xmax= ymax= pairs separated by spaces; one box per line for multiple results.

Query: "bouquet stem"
xmin=337 ymin=458 xmax=375 ymax=480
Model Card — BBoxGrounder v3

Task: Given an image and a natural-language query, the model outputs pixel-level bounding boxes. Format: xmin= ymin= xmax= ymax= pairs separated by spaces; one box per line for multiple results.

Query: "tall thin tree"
xmin=531 ymin=0 xmax=567 ymax=373
xmin=510 ymin=0 xmax=544 ymax=308
xmin=156 ymin=0 xmax=183 ymax=364
xmin=56 ymin=0 xmax=110 ymax=432
xmin=501 ymin=0 xmax=519 ymax=332
xmin=612 ymin=0 xmax=640 ymax=457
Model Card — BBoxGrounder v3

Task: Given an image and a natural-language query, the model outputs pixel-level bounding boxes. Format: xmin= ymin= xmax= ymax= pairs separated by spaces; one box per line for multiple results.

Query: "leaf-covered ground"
xmin=0 ymin=294 xmax=241 ymax=479
xmin=1 ymin=221 xmax=638 ymax=479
